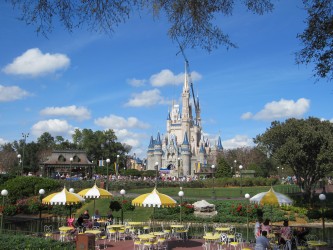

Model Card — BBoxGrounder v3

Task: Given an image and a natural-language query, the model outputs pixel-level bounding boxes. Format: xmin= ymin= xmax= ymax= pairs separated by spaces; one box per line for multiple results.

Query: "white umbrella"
xmin=250 ymin=187 xmax=293 ymax=206
xmin=78 ymin=183 xmax=113 ymax=212
xmin=42 ymin=187 xmax=85 ymax=216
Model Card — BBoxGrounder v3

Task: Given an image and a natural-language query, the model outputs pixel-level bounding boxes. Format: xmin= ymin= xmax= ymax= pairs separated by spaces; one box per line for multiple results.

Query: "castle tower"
xmin=146 ymin=63 xmax=221 ymax=176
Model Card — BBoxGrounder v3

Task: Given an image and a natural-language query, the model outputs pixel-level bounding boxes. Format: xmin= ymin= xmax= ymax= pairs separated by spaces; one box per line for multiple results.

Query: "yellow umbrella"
xmin=132 ymin=188 xmax=177 ymax=230
xmin=250 ymin=187 xmax=293 ymax=206
xmin=42 ymin=187 xmax=85 ymax=216
xmin=78 ymin=183 xmax=113 ymax=212
xmin=132 ymin=188 xmax=177 ymax=207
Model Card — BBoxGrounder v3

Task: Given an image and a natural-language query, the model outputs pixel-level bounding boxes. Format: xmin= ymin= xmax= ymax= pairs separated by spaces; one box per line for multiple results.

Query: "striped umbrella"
xmin=42 ymin=187 xmax=85 ymax=216
xmin=132 ymin=188 xmax=177 ymax=229
xmin=132 ymin=188 xmax=177 ymax=207
xmin=250 ymin=187 xmax=293 ymax=206
xmin=78 ymin=183 xmax=113 ymax=212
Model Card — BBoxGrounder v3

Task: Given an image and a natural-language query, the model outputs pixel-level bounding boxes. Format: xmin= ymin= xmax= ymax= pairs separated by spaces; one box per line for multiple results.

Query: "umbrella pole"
xmin=93 ymin=199 xmax=96 ymax=215
xmin=69 ymin=205 xmax=72 ymax=218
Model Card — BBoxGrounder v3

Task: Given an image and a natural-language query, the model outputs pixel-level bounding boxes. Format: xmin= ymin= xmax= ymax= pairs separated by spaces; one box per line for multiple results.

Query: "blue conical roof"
xmin=217 ymin=136 xmax=223 ymax=150
xmin=182 ymin=132 xmax=189 ymax=145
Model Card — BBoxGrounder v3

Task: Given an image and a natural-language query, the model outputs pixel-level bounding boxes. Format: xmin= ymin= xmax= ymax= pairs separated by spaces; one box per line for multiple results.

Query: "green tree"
xmin=296 ymin=0 xmax=333 ymax=81
xmin=72 ymin=128 xmax=131 ymax=173
xmin=215 ymin=156 xmax=232 ymax=178
xmin=254 ymin=117 xmax=333 ymax=201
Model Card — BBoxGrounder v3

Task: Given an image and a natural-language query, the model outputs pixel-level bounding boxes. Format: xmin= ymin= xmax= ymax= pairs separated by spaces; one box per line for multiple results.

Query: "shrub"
xmin=0 ymin=233 xmax=75 ymax=249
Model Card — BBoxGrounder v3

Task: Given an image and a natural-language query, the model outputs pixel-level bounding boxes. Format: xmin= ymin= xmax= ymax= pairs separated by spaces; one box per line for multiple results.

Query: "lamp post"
xmin=116 ymin=155 xmax=120 ymax=178
xmin=319 ymin=193 xmax=326 ymax=240
xmin=120 ymin=189 xmax=126 ymax=224
xmin=17 ymin=154 xmax=22 ymax=176
xmin=38 ymin=189 xmax=45 ymax=235
xmin=239 ymin=165 xmax=243 ymax=195
xmin=178 ymin=188 xmax=184 ymax=223
xmin=245 ymin=193 xmax=251 ymax=243
xmin=1 ymin=189 xmax=8 ymax=233
xmin=211 ymin=165 xmax=216 ymax=200
xmin=155 ymin=162 xmax=159 ymax=188
xmin=106 ymin=159 xmax=110 ymax=191
xmin=233 ymin=160 xmax=236 ymax=176
xmin=69 ymin=157 xmax=73 ymax=188
xmin=21 ymin=132 xmax=29 ymax=176
xmin=69 ymin=188 xmax=74 ymax=217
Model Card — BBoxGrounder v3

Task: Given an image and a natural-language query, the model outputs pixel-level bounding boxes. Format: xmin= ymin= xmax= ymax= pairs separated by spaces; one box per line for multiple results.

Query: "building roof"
xmin=41 ymin=150 xmax=93 ymax=166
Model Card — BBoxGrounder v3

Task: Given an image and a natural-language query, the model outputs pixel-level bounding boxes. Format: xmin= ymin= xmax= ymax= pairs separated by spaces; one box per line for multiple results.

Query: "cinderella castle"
xmin=146 ymin=65 xmax=223 ymax=177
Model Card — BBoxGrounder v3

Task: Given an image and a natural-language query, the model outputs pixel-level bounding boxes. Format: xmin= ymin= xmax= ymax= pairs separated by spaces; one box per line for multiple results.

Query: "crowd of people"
xmin=69 ymin=209 xmax=114 ymax=234
xmin=255 ymin=219 xmax=310 ymax=250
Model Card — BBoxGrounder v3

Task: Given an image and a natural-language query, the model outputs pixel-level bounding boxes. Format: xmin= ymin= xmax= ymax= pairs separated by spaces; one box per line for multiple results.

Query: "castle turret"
xmin=153 ymin=132 xmax=163 ymax=170
xmin=181 ymin=132 xmax=191 ymax=176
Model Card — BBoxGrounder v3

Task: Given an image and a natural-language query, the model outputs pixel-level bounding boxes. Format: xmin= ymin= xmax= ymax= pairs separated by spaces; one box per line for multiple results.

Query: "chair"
xmin=227 ymin=226 xmax=236 ymax=246
xmin=134 ymin=238 xmax=142 ymax=250
xmin=118 ymin=229 xmax=127 ymax=241
xmin=143 ymin=224 xmax=151 ymax=234
xmin=161 ymin=223 xmax=171 ymax=239
xmin=157 ymin=238 xmax=168 ymax=250
xmin=107 ymin=227 xmax=117 ymax=241
xmin=217 ymin=233 xmax=228 ymax=250
xmin=229 ymin=233 xmax=242 ymax=250
xmin=44 ymin=225 xmax=53 ymax=239
xmin=175 ymin=223 xmax=190 ymax=241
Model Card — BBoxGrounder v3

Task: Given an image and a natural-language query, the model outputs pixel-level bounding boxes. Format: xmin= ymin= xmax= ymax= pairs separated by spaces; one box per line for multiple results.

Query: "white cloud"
xmin=114 ymin=128 xmax=148 ymax=158
xmin=127 ymin=78 xmax=146 ymax=87
xmin=125 ymin=89 xmax=170 ymax=107
xmin=40 ymin=105 xmax=91 ymax=121
xmin=222 ymin=135 xmax=255 ymax=149
xmin=0 ymin=85 xmax=30 ymax=102
xmin=0 ymin=138 xmax=7 ymax=145
xmin=95 ymin=114 xmax=150 ymax=130
xmin=241 ymin=98 xmax=310 ymax=121
xmin=150 ymin=69 xmax=202 ymax=87
xmin=31 ymin=119 xmax=74 ymax=138
xmin=2 ymin=48 xmax=70 ymax=77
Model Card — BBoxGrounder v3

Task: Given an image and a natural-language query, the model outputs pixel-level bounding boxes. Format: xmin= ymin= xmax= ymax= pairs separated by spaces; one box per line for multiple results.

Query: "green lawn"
xmin=73 ymin=185 xmax=300 ymax=221
xmin=126 ymin=185 xmax=300 ymax=199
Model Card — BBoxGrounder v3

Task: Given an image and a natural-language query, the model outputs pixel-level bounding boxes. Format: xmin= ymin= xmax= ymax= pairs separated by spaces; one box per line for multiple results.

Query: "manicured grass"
xmin=127 ymin=185 xmax=299 ymax=199
xmin=75 ymin=198 xmax=153 ymax=221
xmin=73 ymin=185 xmax=300 ymax=221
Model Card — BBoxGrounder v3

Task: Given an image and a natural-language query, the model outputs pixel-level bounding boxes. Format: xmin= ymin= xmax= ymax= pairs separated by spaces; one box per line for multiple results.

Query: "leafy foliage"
xmin=0 ymin=233 xmax=75 ymax=249
xmin=255 ymin=117 xmax=333 ymax=201
xmin=296 ymin=0 xmax=333 ymax=81
xmin=7 ymin=0 xmax=274 ymax=52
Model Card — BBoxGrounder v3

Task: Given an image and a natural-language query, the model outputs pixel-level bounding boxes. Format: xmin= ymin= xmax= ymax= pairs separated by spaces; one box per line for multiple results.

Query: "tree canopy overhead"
xmin=7 ymin=0 xmax=273 ymax=51
xmin=6 ymin=1 xmax=333 ymax=80
xmin=296 ymin=0 xmax=333 ymax=81
xmin=254 ymin=117 xmax=333 ymax=201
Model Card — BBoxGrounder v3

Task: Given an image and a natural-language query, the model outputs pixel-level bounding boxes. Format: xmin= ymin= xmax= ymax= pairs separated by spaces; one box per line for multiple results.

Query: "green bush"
xmin=0 ymin=233 xmax=75 ymax=249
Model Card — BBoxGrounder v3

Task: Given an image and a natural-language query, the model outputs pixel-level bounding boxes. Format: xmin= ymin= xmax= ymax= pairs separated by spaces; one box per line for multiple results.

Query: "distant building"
xmin=146 ymin=65 xmax=223 ymax=176
xmin=40 ymin=150 xmax=93 ymax=178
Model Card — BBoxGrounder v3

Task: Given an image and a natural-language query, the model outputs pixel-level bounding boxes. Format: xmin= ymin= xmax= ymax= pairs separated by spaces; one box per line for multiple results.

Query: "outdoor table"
xmin=307 ymin=241 xmax=328 ymax=250
xmin=138 ymin=234 xmax=156 ymax=241
xmin=59 ymin=226 xmax=73 ymax=232
xmin=151 ymin=231 xmax=166 ymax=238
xmin=215 ymin=227 xmax=230 ymax=232
xmin=203 ymin=235 xmax=220 ymax=250
xmin=170 ymin=224 xmax=184 ymax=229
xmin=58 ymin=226 xmax=73 ymax=242
xmin=128 ymin=222 xmax=143 ymax=226
xmin=85 ymin=229 xmax=102 ymax=235
xmin=108 ymin=224 xmax=124 ymax=229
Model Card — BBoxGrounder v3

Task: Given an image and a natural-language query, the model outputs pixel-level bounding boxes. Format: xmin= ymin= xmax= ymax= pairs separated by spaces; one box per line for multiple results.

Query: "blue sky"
xmin=0 ymin=1 xmax=332 ymax=158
